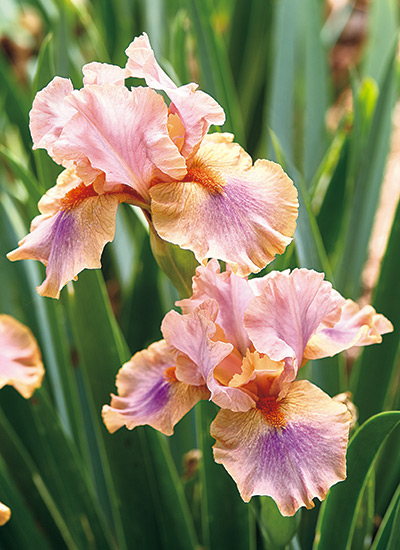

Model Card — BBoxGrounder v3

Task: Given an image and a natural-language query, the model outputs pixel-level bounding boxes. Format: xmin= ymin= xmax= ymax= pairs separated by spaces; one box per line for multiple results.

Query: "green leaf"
xmin=189 ymin=0 xmax=245 ymax=143
xmin=362 ymin=0 xmax=399 ymax=83
xmin=264 ymin=0 xmax=297 ymax=165
xmin=195 ymin=401 xmax=255 ymax=550
xmin=371 ymin=482 xmax=400 ymax=550
xmin=66 ymin=270 xmax=198 ymax=549
xmin=257 ymin=496 xmax=300 ymax=549
xmin=149 ymin=225 xmax=199 ymax=299
xmin=315 ymin=411 xmax=400 ymax=550
xmin=351 ymin=190 xmax=400 ymax=422
xmin=335 ymin=41 xmax=398 ymax=298
xmin=302 ymin=0 xmax=329 ymax=184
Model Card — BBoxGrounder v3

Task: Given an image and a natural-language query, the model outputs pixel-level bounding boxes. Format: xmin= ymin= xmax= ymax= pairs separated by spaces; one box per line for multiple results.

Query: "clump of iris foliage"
xmin=0 ymin=0 xmax=400 ymax=549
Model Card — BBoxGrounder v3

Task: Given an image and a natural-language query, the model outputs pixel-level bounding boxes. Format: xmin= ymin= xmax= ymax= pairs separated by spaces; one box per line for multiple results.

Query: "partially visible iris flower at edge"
xmin=102 ymin=260 xmax=393 ymax=516
xmin=0 ymin=314 xmax=45 ymax=525
xmin=7 ymin=33 xmax=298 ymax=298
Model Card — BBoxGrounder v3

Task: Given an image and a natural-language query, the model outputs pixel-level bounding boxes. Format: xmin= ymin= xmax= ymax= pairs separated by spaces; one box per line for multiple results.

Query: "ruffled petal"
xmin=0 ymin=502 xmax=11 ymax=526
xmin=151 ymin=137 xmax=298 ymax=277
xmin=82 ymin=62 xmax=128 ymax=86
xmin=29 ymin=76 xmax=76 ymax=156
xmin=177 ymin=260 xmax=254 ymax=356
xmin=125 ymin=33 xmax=225 ymax=160
xmin=0 ymin=315 xmax=44 ymax=398
xmin=161 ymin=300 xmax=232 ymax=385
xmin=53 ymin=85 xmax=187 ymax=200
xmin=7 ymin=169 xmax=138 ymax=298
xmin=304 ymin=299 xmax=393 ymax=360
xmin=211 ymin=380 xmax=350 ymax=516
xmin=102 ymin=340 xmax=209 ymax=436
xmin=161 ymin=301 xmax=254 ymax=411
xmin=244 ymin=269 xmax=345 ymax=378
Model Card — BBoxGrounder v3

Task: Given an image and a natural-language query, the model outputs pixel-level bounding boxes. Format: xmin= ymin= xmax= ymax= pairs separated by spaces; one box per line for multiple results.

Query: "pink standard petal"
xmin=304 ymin=299 xmax=393 ymax=360
xmin=102 ymin=340 xmax=209 ymax=436
xmin=161 ymin=300 xmax=255 ymax=411
xmin=211 ymin=380 xmax=350 ymax=516
xmin=125 ymin=33 xmax=225 ymax=160
xmin=30 ymin=76 xmax=76 ymax=156
xmin=53 ymin=85 xmax=187 ymax=201
xmin=244 ymin=269 xmax=345 ymax=377
xmin=0 ymin=315 xmax=44 ymax=398
xmin=151 ymin=136 xmax=298 ymax=277
xmin=82 ymin=62 xmax=128 ymax=86
xmin=177 ymin=260 xmax=254 ymax=356
xmin=7 ymin=169 xmax=140 ymax=298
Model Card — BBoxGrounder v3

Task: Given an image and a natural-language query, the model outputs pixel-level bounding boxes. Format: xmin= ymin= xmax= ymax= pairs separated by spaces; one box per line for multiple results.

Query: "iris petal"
xmin=102 ymin=340 xmax=209 ymax=436
xmin=151 ymin=136 xmax=298 ymax=277
xmin=211 ymin=380 xmax=350 ymax=516
xmin=0 ymin=315 xmax=44 ymax=398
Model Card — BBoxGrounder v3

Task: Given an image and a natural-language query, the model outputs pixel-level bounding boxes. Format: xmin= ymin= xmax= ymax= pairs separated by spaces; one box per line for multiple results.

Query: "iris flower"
xmin=7 ymin=33 xmax=298 ymax=298
xmin=102 ymin=260 xmax=392 ymax=516
xmin=0 ymin=314 xmax=45 ymax=525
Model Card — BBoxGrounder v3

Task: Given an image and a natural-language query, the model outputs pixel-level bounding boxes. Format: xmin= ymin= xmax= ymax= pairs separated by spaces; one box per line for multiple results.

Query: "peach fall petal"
xmin=102 ymin=341 xmax=209 ymax=436
xmin=304 ymin=299 xmax=394 ymax=360
xmin=0 ymin=502 xmax=11 ymax=526
xmin=211 ymin=380 xmax=350 ymax=516
xmin=177 ymin=259 xmax=254 ymax=356
xmin=0 ymin=315 xmax=44 ymax=398
xmin=125 ymin=33 xmax=225 ymax=160
xmin=244 ymin=269 xmax=345 ymax=378
xmin=53 ymin=85 xmax=187 ymax=200
xmin=7 ymin=169 xmax=139 ymax=298
xmin=29 ymin=76 xmax=76 ymax=156
xmin=151 ymin=138 xmax=298 ymax=277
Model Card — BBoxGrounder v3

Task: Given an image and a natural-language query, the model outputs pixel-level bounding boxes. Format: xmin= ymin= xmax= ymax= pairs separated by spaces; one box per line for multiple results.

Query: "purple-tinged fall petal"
xmin=244 ymin=269 xmax=345 ymax=378
xmin=53 ymin=85 xmax=187 ymax=200
xmin=29 ymin=76 xmax=76 ymax=156
xmin=0 ymin=315 xmax=44 ymax=398
xmin=151 ymin=135 xmax=298 ymax=277
xmin=211 ymin=380 xmax=350 ymax=515
xmin=304 ymin=299 xmax=393 ymax=360
xmin=125 ymin=33 xmax=225 ymax=160
xmin=7 ymin=169 xmax=141 ymax=298
xmin=177 ymin=259 xmax=254 ymax=356
xmin=102 ymin=340 xmax=209 ymax=435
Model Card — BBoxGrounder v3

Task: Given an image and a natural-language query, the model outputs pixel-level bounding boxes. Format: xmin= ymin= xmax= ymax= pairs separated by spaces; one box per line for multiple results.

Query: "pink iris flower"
xmin=7 ymin=33 xmax=298 ymax=298
xmin=102 ymin=260 xmax=392 ymax=516
xmin=0 ymin=314 xmax=45 ymax=525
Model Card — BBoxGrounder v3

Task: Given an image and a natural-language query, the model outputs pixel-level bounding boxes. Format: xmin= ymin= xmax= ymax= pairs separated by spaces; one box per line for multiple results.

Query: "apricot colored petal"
xmin=0 ymin=315 xmax=44 ymax=398
xmin=304 ymin=299 xmax=393 ymax=360
xmin=161 ymin=301 xmax=254 ymax=411
xmin=211 ymin=380 xmax=350 ymax=516
xmin=151 ymin=142 xmax=298 ymax=277
xmin=102 ymin=341 xmax=209 ymax=436
xmin=161 ymin=300 xmax=232 ymax=385
xmin=177 ymin=260 xmax=254 ymax=356
xmin=244 ymin=269 xmax=345 ymax=377
xmin=53 ymin=85 xmax=186 ymax=200
xmin=125 ymin=33 xmax=177 ymax=89
xmin=82 ymin=62 xmax=128 ymax=85
xmin=7 ymin=169 xmax=132 ymax=298
xmin=29 ymin=76 xmax=76 ymax=156
xmin=0 ymin=502 xmax=11 ymax=526
xmin=125 ymin=33 xmax=225 ymax=160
